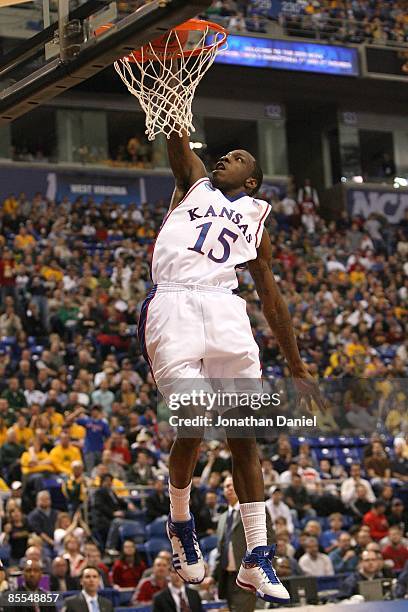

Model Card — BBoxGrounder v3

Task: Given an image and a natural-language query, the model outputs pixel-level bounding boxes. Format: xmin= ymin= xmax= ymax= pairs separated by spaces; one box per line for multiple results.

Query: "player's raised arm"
xmin=249 ymin=228 xmax=326 ymax=411
xmin=165 ymin=58 xmax=207 ymax=204
xmin=167 ymin=131 xmax=207 ymax=197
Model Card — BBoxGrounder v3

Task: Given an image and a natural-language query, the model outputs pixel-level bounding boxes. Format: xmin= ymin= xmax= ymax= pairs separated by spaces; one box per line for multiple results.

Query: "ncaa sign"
xmin=348 ymin=188 xmax=408 ymax=224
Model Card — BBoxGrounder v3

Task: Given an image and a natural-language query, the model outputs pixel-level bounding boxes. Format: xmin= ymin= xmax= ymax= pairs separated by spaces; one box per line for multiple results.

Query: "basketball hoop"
xmin=97 ymin=19 xmax=227 ymax=140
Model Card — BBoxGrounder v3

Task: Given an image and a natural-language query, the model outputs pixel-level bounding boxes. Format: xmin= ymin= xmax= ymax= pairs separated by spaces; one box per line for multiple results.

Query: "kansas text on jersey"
xmin=151 ymin=178 xmax=272 ymax=290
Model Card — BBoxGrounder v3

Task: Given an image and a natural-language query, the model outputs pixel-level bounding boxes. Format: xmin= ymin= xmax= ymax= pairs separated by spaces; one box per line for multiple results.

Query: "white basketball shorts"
xmin=138 ymin=282 xmax=262 ymax=401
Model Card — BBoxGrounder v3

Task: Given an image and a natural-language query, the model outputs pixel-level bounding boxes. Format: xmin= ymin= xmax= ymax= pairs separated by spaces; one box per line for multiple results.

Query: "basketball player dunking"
xmin=138 ymin=131 xmax=325 ymax=603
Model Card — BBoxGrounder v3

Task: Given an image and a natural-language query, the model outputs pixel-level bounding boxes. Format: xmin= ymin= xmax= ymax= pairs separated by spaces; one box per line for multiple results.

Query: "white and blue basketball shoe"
xmin=166 ymin=514 xmax=205 ymax=584
xmin=236 ymin=545 xmax=291 ymax=603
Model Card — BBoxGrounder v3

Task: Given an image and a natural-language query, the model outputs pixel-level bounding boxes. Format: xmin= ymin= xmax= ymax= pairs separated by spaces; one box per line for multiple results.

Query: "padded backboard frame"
xmin=0 ymin=0 xmax=212 ymax=124
xmin=0 ymin=0 xmax=34 ymax=6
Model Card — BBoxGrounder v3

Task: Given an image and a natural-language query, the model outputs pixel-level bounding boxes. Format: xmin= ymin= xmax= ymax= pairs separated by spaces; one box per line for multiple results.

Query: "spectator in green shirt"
xmin=1 ymin=377 xmax=27 ymax=413
xmin=0 ymin=428 xmax=25 ymax=482
xmin=0 ymin=398 xmax=13 ymax=425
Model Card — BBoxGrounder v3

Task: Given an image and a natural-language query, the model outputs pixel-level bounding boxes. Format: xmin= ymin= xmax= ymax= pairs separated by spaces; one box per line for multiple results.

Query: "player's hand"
xmin=292 ymin=365 xmax=328 ymax=413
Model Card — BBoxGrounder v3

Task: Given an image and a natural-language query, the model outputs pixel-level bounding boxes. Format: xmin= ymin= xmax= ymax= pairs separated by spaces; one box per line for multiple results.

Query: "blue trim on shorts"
xmin=138 ymin=285 xmax=157 ymax=365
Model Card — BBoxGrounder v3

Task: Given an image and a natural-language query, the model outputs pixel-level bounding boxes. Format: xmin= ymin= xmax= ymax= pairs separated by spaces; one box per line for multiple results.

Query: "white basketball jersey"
xmin=151 ymin=177 xmax=271 ymax=290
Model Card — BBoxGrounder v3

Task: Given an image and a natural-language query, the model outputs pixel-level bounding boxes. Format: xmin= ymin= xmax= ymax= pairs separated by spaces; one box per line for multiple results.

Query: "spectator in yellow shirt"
xmin=345 ymin=334 xmax=365 ymax=358
xmin=92 ymin=464 xmax=129 ymax=497
xmin=50 ymin=431 xmax=82 ymax=477
xmin=68 ymin=421 xmax=86 ymax=442
xmin=324 ymin=350 xmax=349 ymax=376
xmin=30 ymin=414 xmax=53 ymax=446
xmin=62 ymin=461 xmax=90 ymax=511
xmin=82 ymin=270 xmax=98 ymax=291
xmin=0 ymin=477 xmax=9 ymax=492
xmin=44 ymin=404 xmax=64 ymax=437
xmin=385 ymin=396 xmax=407 ymax=435
xmin=40 ymin=261 xmax=64 ymax=283
xmin=349 ymin=266 xmax=366 ymax=286
xmin=11 ymin=414 xmax=34 ymax=447
xmin=136 ymin=225 xmax=155 ymax=240
xmin=0 ymin=416 xmax=7 ymax=446
xmin=14 ymin=226 xmax=36 ymax=252
xmin=20 ymin=436 xmax=55 ymax=476
xmin=3 ymin=194 xmax=18 ymax=215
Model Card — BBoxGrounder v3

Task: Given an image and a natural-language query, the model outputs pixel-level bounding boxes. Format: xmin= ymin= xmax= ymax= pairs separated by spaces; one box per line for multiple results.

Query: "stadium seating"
xmin=145 ymin=516 xmax=167 ymax=539
xmin=118 ymin=521 xmax=146 ymax=544
xmin=0 ymin=545 xmax=10 ymax=565
xmin=199 ymin=534 xmax=218 ymax=560
xmin=144 ymin=538 xmax=172 ymax=565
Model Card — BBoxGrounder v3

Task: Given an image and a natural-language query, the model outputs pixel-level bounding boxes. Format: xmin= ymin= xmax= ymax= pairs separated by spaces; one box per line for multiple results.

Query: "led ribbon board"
xmin=214 ymin=35 xmax=359 ymax=77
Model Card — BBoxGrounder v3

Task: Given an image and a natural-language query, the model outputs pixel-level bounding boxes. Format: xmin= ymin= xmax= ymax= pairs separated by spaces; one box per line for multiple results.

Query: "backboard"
xmin=0 ymin=0 xmax=212 ymax=124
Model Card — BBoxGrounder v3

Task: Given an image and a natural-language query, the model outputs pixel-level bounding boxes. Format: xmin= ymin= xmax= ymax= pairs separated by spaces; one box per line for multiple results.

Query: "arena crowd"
xmin=279 ymin=0 xmax=408 ymax=44
xmin=0 ymin=182 xmax=406 ymax=607
xmin=203 ymin=0 xmax=408 ymax=44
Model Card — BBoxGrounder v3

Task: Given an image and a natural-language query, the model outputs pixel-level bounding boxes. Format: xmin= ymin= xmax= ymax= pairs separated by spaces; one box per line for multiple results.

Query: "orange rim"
xmin=95 ymin=23 xmax=113 ymax=36
xmin=95 ymin=19 xmax=227 ymax=64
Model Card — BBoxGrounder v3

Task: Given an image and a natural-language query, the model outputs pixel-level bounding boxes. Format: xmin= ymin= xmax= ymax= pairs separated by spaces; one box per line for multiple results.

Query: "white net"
xmin=113 ymin=24 xmax=226 ymax=141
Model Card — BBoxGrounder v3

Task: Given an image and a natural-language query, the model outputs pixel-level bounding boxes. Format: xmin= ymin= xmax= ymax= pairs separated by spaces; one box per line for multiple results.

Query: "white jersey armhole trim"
xmin=255 ymin=203 xmax=272 ymax=249
xmin=177 ymin=177 xmax=211 ymax=207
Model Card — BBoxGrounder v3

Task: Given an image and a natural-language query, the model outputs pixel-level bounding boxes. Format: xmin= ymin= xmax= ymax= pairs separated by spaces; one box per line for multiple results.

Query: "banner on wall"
xmin=347 ymin=187 xmax=408 ymax=224
xmin=55 ymin=172 xmax=141 ymax=205
xmin=0 ymin=165 xmax=174 ymax=206
xmin=0 ymin=165 xmax=286 ymax=207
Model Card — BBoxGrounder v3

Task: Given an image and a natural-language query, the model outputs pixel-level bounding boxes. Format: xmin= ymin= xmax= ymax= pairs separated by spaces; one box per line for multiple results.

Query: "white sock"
xmin=169 ymin=481 xmax=191 ymax=522
xmin=240 ymin=501 xmax=267 ymax=552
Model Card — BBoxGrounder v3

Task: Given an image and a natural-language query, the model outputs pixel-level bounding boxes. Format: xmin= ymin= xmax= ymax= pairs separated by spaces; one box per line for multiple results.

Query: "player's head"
xmin=212 ymin=150 xmax=263 ymax=197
